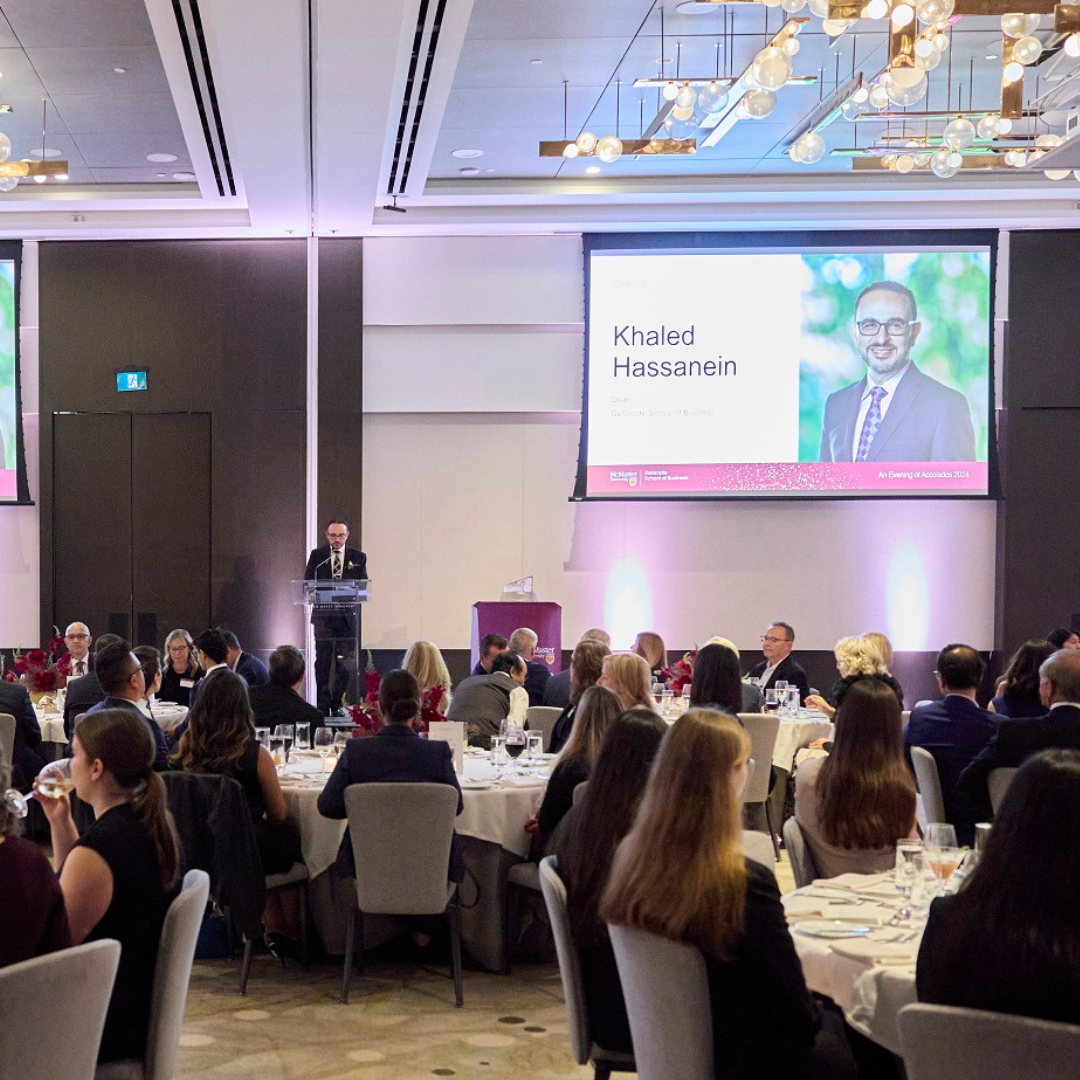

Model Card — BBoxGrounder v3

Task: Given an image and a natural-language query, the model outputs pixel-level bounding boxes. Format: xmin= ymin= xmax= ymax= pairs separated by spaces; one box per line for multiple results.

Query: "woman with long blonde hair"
xmin=598 ymin=653 xmax=655 ymax=712
xmin=402 ymin=639 xmax=452 ymax=714
xmin=602 ymin=710 xmax=838 ymax=1078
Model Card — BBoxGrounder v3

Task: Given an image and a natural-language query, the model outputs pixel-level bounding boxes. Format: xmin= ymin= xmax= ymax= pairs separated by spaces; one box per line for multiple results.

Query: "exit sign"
xmin=116 ymin=370 xmax=148 ymax=392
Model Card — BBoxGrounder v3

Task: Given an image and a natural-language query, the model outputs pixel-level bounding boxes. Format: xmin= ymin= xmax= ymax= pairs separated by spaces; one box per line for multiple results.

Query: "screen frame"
xmin=572 ymin=228 xmax=1000 ymax=503
xmin=0 ymin=240 xmax=29 ymax=505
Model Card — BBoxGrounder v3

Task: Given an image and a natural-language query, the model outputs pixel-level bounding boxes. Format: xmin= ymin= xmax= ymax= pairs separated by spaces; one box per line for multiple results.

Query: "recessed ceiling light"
xmin=33 ymin=175 xmax=46 ymax=184
xmin=113 ymin=67 xmax=126 ymax=74
xmin=459 ymin=167 xmax=480 ymax=176
xmin=146 ymin=153 xmax=177 ymax=163
xmin=172 ymin=171 xmax=196 ymax=181
xmin=451 ymin=148 xmax=483 ymax=158
xmin=28 ymin=147 xmax=62 ymax=158
xmin=530 ymin=58 xmax=542 ymax=65
xmin=585 ymin=165 xmax=601 ymax=174
xmin=985 ymin=53 xmax=998 ymax=60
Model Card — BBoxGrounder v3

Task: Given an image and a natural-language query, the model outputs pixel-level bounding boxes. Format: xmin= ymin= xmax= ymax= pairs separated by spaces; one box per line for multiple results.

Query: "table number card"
xmin=429 ymin=721 xmax=465 ymax=773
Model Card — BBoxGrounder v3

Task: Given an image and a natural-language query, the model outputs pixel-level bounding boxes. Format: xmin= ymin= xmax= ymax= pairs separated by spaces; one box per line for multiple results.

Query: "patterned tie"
xmin=855 ymin=385 xmax=887 ymax=462
xmin=332 ymin=551 xmax=342 ymax=579
xmin=75 ymin=661 xmax=84 ymax=677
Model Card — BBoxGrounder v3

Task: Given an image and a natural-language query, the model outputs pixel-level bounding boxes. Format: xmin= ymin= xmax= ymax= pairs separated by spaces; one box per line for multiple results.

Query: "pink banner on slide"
xmin=0 ymin=469 xmax=14 ymax=498
xmin=587 ymin=462 xmax=988 ymax=495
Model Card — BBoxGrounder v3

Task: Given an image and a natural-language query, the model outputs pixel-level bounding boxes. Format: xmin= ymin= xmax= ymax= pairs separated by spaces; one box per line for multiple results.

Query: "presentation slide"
xmin=0 ymin=259 xmax=16 ymax=501
xmin=581 ymin=243 xmax=992 ymax=499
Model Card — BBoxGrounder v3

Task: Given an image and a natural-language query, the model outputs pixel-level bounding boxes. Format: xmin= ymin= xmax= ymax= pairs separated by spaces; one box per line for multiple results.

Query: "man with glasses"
xmin=749 ymin=622 xmax=810 ymax=703
xmin=62 ymin=622 xmax=93 ymax=678
xmin=819 ymin=280 xmax=976 ymax=463
xmin=304 ymin=518 xmax=368 ymax=715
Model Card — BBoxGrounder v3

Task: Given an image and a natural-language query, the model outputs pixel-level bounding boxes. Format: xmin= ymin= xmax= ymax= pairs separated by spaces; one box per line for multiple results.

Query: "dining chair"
xmin=738 ymin=713 xmax=781 ymax=858
xmin=987 ymin=767 xmax=1017 ymax=815
xmin=0 ymin=712 xmax=14 ymax=771
xmin=96 ymin=870 xmax=211 ymax=1080
xmin=525 ymin=706 xmax=562 ymax=751
xmin=341 ymin=782 xmax=463 ymax=1005
xmin=898 ymin=1003 xmax=1080 ymax=1080
xmin=0 ymin=940 xmax=120 ymax=1080
xmin=608 ymin=923 xmax=715 ymax=1080
xmin=782 ymin=817 xmax=820 ymax=888
xmin=911 ymin=747 xmax=946 ymax=830
xmin=538 ymin=857 xmax=635 ymax=1080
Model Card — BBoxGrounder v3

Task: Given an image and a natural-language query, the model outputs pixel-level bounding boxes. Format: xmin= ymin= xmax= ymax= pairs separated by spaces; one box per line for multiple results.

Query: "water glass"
xmin=269 ymin=735 xmax=285 ymax=767
xmin=526 ymin=731 xmax=544 ymax=764
xmin=660 ymin=689 xmax=674 ymax=716
xmin=273 ymin=723 xmax=295 ymax=764
xmin=294 ymin=725 xmax=311 ymax=752
xmin=491 ymin=735 xmax=508 ymax=773
xmin=255 ymin=727 xmax=271 ymax=750
xmin=894 ymin=840 xmax=923 ymax=896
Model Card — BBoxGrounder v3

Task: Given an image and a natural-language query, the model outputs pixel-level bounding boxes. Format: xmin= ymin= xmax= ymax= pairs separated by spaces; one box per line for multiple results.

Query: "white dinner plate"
xmin=459 ymin=780 xmax=492 ymax=790
xmin=792 ymin=920 xmax=873 ymax=939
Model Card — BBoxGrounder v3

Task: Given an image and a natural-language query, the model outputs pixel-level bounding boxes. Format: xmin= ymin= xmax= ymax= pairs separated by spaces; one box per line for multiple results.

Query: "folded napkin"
xmin=830 ymin=938 xmax=918 ymax=965
xmin=785 ymin=897 xmax=893 ymax=925
xmin=820 ymin=872 xmax=893 ymax=891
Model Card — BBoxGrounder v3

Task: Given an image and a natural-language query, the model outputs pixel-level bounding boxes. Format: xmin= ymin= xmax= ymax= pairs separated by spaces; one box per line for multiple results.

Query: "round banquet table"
xmin=279 ymin=750 xmax=547 ymax=970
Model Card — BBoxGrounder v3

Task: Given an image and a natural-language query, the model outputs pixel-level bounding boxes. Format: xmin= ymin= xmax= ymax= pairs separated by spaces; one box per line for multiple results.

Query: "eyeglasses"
xmin=761 ymin=635 xmax=790 ymax=644
xmin=167 ymin=645 xmax=189 ymax=654
xmin=65 ymin=633 xmax=89 ymax=640
xmin=856 ymin=318 xmax=915 ymax=337
xmin=326 ymin=532 xmax=347 ymax=539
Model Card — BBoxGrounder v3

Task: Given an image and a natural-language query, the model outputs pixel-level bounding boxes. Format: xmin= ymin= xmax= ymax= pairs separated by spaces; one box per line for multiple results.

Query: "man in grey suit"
xmin=819 ymin=281 xmax=976 ymax=464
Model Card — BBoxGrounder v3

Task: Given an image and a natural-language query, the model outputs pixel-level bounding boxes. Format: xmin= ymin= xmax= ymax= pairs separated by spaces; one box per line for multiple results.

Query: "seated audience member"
xmin=548 ymin=638 xmax=610 ymax=755
xmin=863 ymin=630 xmax=895 ymax=672
xmin=64 ymin=633 xmax=124 ymax=737
xmin=171 ymin=669 xmax=302 ymax=953
xmin=470 ymin=633 xmax=508 ymax=677
xmin=84 ymin=641 xmax=169 ymax=771
xmin=249 ymin=645 xmax=324 ymax=744
xmin=0 ymin=763 xmax=71 ymax=967
xmin=602 ymin=709 xmax=853 ymax=1080
xmin=960 ymin=649 xmax=1080 ymax=821
xmin=551 ymin=709 xmax=667 ymax=1055
xmin=223 ymin=630 xmax=270 ymax=688
xmin=62 ymin=622 xmax=94 ymax=679
xmin=318 ymin=669 xmax=463 ymax=887
xmin=806 ymin=636 xmax=904 ymax=718
xmin=531 ymin=686 xmax=622 ymax=851
xmin=989 ymin=639 xmax=1055 ymax=718
xmin=703 ymin=637 xmax=762 ymax=712
xmin=690 ymin=643 xmax=746 ymax=717
xmin=597 ymin=653 xmax=656 ymax=713
xmin=749 ymin=621 xmax=811 ymax=703
xmin=632 ymin=631 xmax=667 ymax=681
xmin=402 ymin=640 xmax=453 ymax=715
xmin=905 ymin=644 xmax=997 ymax=847
xmin=0 ymin=675 xmax=45 ymax=793
xmin=509 ymin=627 xmax=551 ymax=707
xmin=189 ymin=628 xmax=232 ymax=705
xmin=795 ymin=678 xmax=917 ymax=878
xmin=34 ymin=709 xmax=181 ymax=1064
xmin=133 ymin=645 xmax=162 ymax=720
xmin=917 ymin=749 xmax=1080 ymax=1025
xmin=544 ymin=628 xmax=610 ymax=710
xmin=158 ymin=628 xmax=203 ymax=708
xmin=1046 ymin=626 xmax=1080 ymax=651
xmin=447 ymin=650 xmax=529 ymax=748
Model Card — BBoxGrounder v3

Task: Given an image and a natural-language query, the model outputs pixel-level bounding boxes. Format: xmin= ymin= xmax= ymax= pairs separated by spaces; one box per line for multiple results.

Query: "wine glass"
xmin=4 ymin=786 xmax=28 ymax=818
xmin=333 ymin=732 xmax=351 ymax=759
xmin=35 ymin=759 xmax=75 ymax=800
xmin=775 ymin=680 xmax=790 ymax=717
xmin=764 ymin=689 xmax=780 ymax=712
xmin=924 ymin=823 xmax=962 ymax=895
xmin=273 ymin=724 xmax=295 ymax=764
xmin=503 ymin=719 xmax=526 ymax=776
xmin=314 ymin=726 xmax=334 ymax=767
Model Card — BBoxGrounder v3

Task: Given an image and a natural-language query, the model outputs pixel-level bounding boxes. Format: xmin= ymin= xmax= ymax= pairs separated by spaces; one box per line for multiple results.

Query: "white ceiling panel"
xmin=73 ymin=130 xmax=190 ymax=168
xmin=0 ymin=0 xmax=157 ymax=48
xmin=52 ymin=92 xmax=183 ymax=134
xmin=26 ymin=46 xmax=172 ymax=95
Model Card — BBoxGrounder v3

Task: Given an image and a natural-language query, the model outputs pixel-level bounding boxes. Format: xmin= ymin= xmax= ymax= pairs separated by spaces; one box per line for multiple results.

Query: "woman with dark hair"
xmin=990 ymin=639 xmax=1055 ymax=718
xmin=795 ymin=678 xmax=917 ymax=878
xmin=917 ymin=749 xmax=1080 ymax=1023
xmin=1046 ymin=626 xmax=1080 ymax=652
xmin=158 ymin=628 xmax=203 ymax=707
xmin=134 ymin=644 xmax=163 ymax=719
xmin=34 ymin=709 xmax=181 ymax=1064
xmin=551 ymin=708 xmax=666 ymax=1054
xmin=549 ymin=638 xmax=610 ymax=755
xmin=689 ymin=643 xmax=744 ymax=717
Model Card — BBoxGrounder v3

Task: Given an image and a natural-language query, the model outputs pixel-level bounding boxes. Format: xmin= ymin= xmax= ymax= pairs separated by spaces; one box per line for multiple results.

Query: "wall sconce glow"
xmin=604 ymin=558 xmax=653 ymax=651
xmin=886 ymin=539 xmax=929 ymax=651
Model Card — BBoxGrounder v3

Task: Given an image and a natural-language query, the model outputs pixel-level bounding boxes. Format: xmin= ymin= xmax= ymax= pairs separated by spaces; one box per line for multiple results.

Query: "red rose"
xmin=56 ymin=655 xmax=72 ymax=676
xmin=3 ymin=670 xmax=16 ymax=682
xmin=34 ymin=669 xmax=59 ymax=692
xmin=26 ymin=649 xmax=48 ymax=667
xmin=13 ymin=655 xmax=28 ymax=674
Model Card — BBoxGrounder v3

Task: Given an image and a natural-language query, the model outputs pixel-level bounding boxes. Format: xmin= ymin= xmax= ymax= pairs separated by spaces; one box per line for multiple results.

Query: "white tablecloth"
xmin=773 ymin=716 xmax=833 ymax=771
xmin=280 ymin=752 xmax=546 ymax=879
xmin=786 ymin=872 xmax=919 ymax=1054
xmin=33 ymin=709 xmax=66 ymax=744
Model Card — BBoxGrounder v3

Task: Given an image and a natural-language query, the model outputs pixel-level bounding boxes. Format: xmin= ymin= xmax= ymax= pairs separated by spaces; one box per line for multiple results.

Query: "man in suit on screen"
xmin=819 ymin=281 xmax=976 ymax=464
xmin=304 ymin=517 xmax=367 ymax=715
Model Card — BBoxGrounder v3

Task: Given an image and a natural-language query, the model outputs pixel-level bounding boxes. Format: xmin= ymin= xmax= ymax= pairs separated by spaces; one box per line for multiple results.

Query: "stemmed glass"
xmin=924 ymin=823 xmax=963 ymax=896
xmin=502 ymin=718 xmax=526 ymax=776
xmin=4 ymin=787 xmax=28 ymax=819
xmin=314 ymin=726 xmax=334 ymax=769
xmin=775 ymin=680 xmax=790 ymax=717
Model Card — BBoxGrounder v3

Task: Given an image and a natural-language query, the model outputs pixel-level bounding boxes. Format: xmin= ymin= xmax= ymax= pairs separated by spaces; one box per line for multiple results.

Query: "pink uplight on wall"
xmin=886 ymin=538 xmax=930 ymax=651
xmin=604 ymin=557 xmax=653 ymax=651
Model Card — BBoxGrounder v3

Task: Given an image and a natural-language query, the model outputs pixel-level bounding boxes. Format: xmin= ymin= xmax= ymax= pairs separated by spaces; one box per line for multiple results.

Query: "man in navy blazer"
xmin=0 ymin=678 xmax=45 ymax=792
xmin=819 ymin=281 xmax=976 ymax=464
xmin=317 ymin=669 xmax=463 ymax=883
xmin=960 ymin=649 xmax=1080 ymax=821
xmin=223 ymin=631 xmax=269 ymax=688
xmin=748 ymin=622 xmax=811 ymax=703
xmin=905 ymin=644 xmax=997 ymax=846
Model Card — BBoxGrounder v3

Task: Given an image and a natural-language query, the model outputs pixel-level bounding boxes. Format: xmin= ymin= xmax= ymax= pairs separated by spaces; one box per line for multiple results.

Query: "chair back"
xmin=898 ymin=1003 xmax=1080 ymax=1080
xmin=911 ymin=747 xmax=946 ymax=825
xmin=526 ymin=706 xmax=562 ymax=751
xmin=0 ymin=939 xmax=121 ymax=1080
xmin=608 ymin=923 xmax=714 ymax=1080
xmin=344 ymin=782 xmax=458 ymax=914
xmin=987 ymin=767 xmax=1017 ymax=815
xmin=741 ymin=828 xmax=775 ymax=869
xmin=0 ymin=712 xmax=15 ymax=770
xmin=741 ymin=758 xmax=756 ymax=802
xmin=141 ymin=870 xmax=210 ymax=1080
xmin=782 ymin=816 xmax=820 ymax=888
xmin=571 ymin=779 xmax=588 ymax=806
xmin=537 ymin=856 xmax=591 ymax=1065
xmin=737 ymin=714 xmax=780 ymax=805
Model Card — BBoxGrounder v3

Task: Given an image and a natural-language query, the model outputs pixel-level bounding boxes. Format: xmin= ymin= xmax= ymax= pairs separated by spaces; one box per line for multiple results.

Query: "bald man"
xmin=63 ymin=622 xmax=93 ymax=678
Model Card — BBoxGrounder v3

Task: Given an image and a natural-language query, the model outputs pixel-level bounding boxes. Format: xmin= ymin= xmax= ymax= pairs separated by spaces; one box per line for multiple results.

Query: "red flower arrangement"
xmin=5 ymin=630 xmax=69 ymax=693
xmin=348 ymin=658 xmax=450 ymax=736
xmin=660 ymin=649 xmax=697 ymax=696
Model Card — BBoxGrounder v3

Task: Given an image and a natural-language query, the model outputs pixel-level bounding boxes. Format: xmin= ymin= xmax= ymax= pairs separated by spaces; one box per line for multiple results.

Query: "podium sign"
xmin=471 ymin=601 xmax=562 ymax=673
xmin=293 ymin=579 xmax=370 ymax=713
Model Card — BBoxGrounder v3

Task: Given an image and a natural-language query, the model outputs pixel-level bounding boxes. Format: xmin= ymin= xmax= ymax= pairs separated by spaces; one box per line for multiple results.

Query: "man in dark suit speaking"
xmin=819 ymin=281 xmax=976 ymax=464
xmin=304 ymin=517 xmax=368 ymax=715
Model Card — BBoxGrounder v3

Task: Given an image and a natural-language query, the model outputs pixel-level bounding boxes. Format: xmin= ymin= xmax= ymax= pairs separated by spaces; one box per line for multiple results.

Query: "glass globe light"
xmin=998 ymin=117 xmax=1013 ymax=135
xmin=1066 ymin=33 xmax=1080 ymax=58
xmin=790 ymin=138 xmax=808 ymax=164
xmin=781 ymin=0 xmax=808 ymax=12
xmin=698 ymin=82 xmax=729 ymax=113
xmin=808 ymin=0 xmax=830 ymax=15
xmin=915 ymin=46 xmax=942 ymax=70
xmin=1004 ymin=149 xmax=1019 ymax=166
xmin=733 ymin=98 xmax=751 ymax=120
xmin=0 ymin=176 xmax=17 ymax=192
xmin=675 ymin=84 xmax=697 ymax=110
xmin=1074 ymin=169 xmax=1080 ymax=181
xmin=930 ymin=148 xmax=960 ymax=177
xmin=800 ymin=131 xmax=827 ymax=163
xmin=1003 ymin=60 xmax=1024 ymax=83
xmin=742 ymin=69 xmax=761 ymax=92
xmin=672 ymin=104 xmax=696 ymax=121
xmin=744 ymin=89 xmax=778 ymax=118
xmin=948 ymin=150 xmax=963 ymax=167
xmin=0 ymin=133 xmax=11 ymax=165
xmin=933 ymin=33 xmax=949 ymax=51
xmin=915 ymin=148 xmax=933 ymax=166
xmin=892 ymin=3 xmax=915 ymax=26
xmin=782 ymin=36 xmax=801 ymax=55
xmin=1027 ymin=149 xmax=1045 ymax=164
xmin=1045 ymin=168 xmax=1070 ymax=180
xmin=914 ymin=37 xmax=934 ymax=57
xmin=1001 ymin=12 xmax=1040 ymax=37
xmin=596 ymin=135 xmax=623 ymax=163
xmin=977 ymin=114 xmax=1001 ymax=140
xmin=882 ymin=153 xmax=898 ymax=168
xmin=1035 ymin=133 xmax=1063 ymax=148
xmin=886 ymin=73 xmax=927 ymax=106
xmin=577 ymin=131 xmax=597 ymax=153
xmin=869 ymin=83 xmax=890 ymax=109
xmin=562 ymin=141 xmax=579 ymax=158
xmin=752 ymin=47 xmax=793 ymax=90
xmin=916 ymin=0 xmax=955 ymax=23
xmin=890 ymin=65 xmax=925 ymax=88
xmin=841 ymin=98 xmax=864 ymax=121
xmin=864 ymin=0 xmax=888 ymax=17
xmin=852 ymin=84 xmax=870 ymax=104
xmin=662 ymin=82 xmax=679 ymax=102
xmin=1013 ymin=35 xmax=1042 ymax=65
xmin=823 ymin=17 xmax=854 ymax=35
xmin=663 ymin=115 xmax=698 ymax=140
xmin=762 ymin=0 xmax=783 ymax=8
xmin=1011 ymin=149 xmax=1027 ymax=167
xmin=895 ymin=153 xmax=916 ymax=173
xmin=943 ymin=117 xmax=975 ymax=150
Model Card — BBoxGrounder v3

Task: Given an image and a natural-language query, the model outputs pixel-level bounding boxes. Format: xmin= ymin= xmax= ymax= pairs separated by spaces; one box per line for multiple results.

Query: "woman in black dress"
xmin=158 ymin=628 xmax=204 ymax=707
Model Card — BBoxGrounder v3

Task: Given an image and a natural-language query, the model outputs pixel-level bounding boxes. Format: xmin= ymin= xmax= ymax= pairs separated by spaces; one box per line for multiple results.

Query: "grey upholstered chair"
xmin=740 ymin=828 xmax=776 ymax=870
xmin=737 ymin=714 xmax=781 ymax=858
xmin=0 ymin=939 xmax=120 ymax=1080
xmin=96 ymin=869 xmax=211 ymax=1080
xmin=608 ymin=923 xmax=715 ymax=1080
xmin=341 ymin=782 xmax=463 ymax=1006
xmin=987 ymin=767 xmax=1017 ymax=815
xmin=782 ymin=816 xmax=820 ymax=888
xmin=538 ymin=856 xmax=635 ymax=1080
xmin=911 ymin=746 xmax=946 ymax=830
xmin=526 ymin=706 xmax=562 ymax=751
xmin=0 ymin=712 xmax=15 ymax=771
xmin=898 ymin=1003 xmax=1080 ymax=1080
